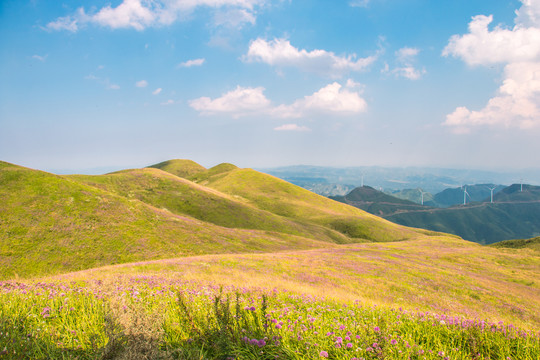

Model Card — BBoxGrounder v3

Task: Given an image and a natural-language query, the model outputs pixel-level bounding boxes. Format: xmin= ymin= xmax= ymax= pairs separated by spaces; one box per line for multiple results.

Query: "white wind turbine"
xmin=418 ymin=188 xmax=427 ymax=205
xmin=463 ymin=187 xmax=470 ymax=205
xmin=488 ymin=185 xmax=497 ymax=203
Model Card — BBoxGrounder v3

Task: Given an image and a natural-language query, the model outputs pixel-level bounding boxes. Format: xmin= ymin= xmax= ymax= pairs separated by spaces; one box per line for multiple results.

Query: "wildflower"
xmin=41 ymin=307 xmax=51 ymax=318
xmin=276 ymin=324 xmax=282 ymax=329
xmin=258 ymin=339 xmax=266 ymax=347
xmin=346 ymin=343 xmax=353 ymax=349
xmin=373 ymin=326 xmax=380 ymax=332
xmin=319 ymin=350 xmax=329 ymax=358
xmin=391 ymin=339 xmax=398 ymax=345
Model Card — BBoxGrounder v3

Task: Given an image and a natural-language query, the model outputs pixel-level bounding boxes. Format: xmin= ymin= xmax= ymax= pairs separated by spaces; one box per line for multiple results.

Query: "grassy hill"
xmin=0 ymin=160 xmax=430 ymax=279
xmin=2 ymin=159 xmax=539 ymax=359
xmin=0 ymin=161 xmax=342 ymax=279
xmin=333 ymin=183 xmax=540 ymax=244
xmin=2 ymin=235 xmax=538 ymax=359
xmin=433 ymin=184 xmax=505 ymax=207
xmin=147 ymin=159 xmax=207 ymax=178
xmin=330 ymin=186 xmax=427 ymax=216
xmin=490 ymin=236 xmax=540 ymax=251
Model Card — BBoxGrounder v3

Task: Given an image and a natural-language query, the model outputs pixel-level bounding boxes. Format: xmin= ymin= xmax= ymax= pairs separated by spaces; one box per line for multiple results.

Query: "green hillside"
xmin=0 ymin=160 xmax=430 ymax=279
xmin=147 ymin=159 xmax=206 ymax=178
xmin=70 ymin=168 xmax=349 ymax=244
xmin=490 ymin=236 xmax=540 ymax=251
xmin=331 ymin=186 xmax=427 ymax=216
xmin=0 ymin=161 xmax=338 ymax=279
xmin=433 ymin=184 xmax=505 ymax=207
xmin=189 ymin=167 xmax=422 ymax=242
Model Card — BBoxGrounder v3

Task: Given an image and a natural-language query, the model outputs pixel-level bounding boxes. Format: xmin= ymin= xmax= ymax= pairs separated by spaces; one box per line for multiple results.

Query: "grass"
xmin=490 ymin=237 xmax=540 ymax=251
xmin=0 ymin=241 xmax=540 ymax=360
xmin=1 ymin=160 xmax=434 ymax=279
xmin=0 ymin=162 xmax=338 ymax=280
xmin=3 ymin=159 xmax=540 ymax=359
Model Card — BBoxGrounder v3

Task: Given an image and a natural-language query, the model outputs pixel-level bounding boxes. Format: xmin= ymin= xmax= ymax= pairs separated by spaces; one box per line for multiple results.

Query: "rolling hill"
xmin=0 ymin=159 xmax=429 ymax=279
xmin=333 ymin=182 xmax=540 ymax=244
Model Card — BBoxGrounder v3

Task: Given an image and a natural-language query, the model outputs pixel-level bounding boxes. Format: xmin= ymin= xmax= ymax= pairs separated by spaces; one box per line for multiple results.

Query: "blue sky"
xmin=1 ymin=0 xmax=539 ymax=173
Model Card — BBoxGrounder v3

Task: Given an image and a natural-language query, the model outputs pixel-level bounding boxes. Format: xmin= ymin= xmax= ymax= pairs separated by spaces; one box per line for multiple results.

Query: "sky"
xmin=1 ymin=0 xmax=540 ymax=173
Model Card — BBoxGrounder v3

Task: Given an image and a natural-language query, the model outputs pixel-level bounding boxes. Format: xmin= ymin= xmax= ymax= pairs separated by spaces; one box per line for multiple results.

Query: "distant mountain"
xmin=0 ymin=159 xmax=428 ymax=279
xmin=330 ymin=186 xmax=427 ymax=217
xmin=332 ymin=183 xmax=540 ymax=244
xmin=433 ymin=184 xmax=506 ymax=207
xmin=259 ymin=165 xmax=540 ymax=195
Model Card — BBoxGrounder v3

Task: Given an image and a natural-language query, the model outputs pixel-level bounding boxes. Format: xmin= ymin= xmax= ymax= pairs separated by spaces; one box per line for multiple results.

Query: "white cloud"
xmin=443 ymin=0 xmax=540 ymax=132
xmin=243 ymin=38 xmax=377 ymax=78
xmin=178 ymin=58 xmax=205 ymax=68
xmin=384 ymin=46 xmax=425 ymax=80
xmin=189 ymin=86 xmax=271 ymax=117
xmin=161 ymin=99 xmax=175 ymax=105
xmin=136 ymin=80 xmax=148 ymax=88
xmin=189 ymin=80 xmax=367 ymax=118
xmin=274 ymin=124 xmax=311 ymax=131
xmin=46 ymin=0 xmax=264 ymax=32
xmin=214 ymin=8 xmax=256 ymax=28
xmin=274 ymin=82 xmax=367 ymax=118
xmin=442 ymin=14 xmax=540 ymax=66
xmin=152 ymin=88 xmax=162 ymax=95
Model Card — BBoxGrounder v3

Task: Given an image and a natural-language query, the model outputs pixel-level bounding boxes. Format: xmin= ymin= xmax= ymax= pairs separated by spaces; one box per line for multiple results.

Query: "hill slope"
xmin=186 ymin=167 xmax=423 ymax=242
xmin=385 ymin=185 xmax=540 ymax=244
xmin=0 ymin=161 xmax=338 ymax=279
xmin=0 ymin=160 xmax=432 ymax=279
xmin=330 ymin=186 xmax=427 ymax=216
xmin=330 ymin=183 xmax=540 ymax=244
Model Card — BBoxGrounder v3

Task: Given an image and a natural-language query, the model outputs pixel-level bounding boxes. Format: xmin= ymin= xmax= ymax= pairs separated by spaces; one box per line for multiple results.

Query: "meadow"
xmin=1 ymin=237 xmax=539 ymax=359
xmin=2 ymin=160 xmax=540 ymax=359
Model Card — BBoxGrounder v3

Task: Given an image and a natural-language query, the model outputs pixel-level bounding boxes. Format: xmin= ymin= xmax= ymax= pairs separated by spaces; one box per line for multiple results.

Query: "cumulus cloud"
xmin=46 ymin=0 xmax=263 ymax=32
xmin=152 ymin=88 xmax=162 ymax=95
xmin=384 ymin=46 xmax=425 ymax=80
xmin=178 ymin=58 xmax=205 ymax=68
xmin=189 ymin=86 xmax=271 ymax=117
xmin=442 ymin=0 xmax=540 ymax=132
xmin=274 ymin=82 xmax=367 ymax=118
xmin=189 ymin=80 xmax=367 ymax=118
xmin=136 ymin=80 xmax=148 ymax=88
xmin=243 ymin=38 xmax=377 ymax=78
xmin=274 ymin=124 xmax=311 ymax=131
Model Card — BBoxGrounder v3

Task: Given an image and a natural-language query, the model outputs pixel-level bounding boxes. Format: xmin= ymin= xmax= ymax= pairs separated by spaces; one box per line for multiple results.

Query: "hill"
xmin=0 ymin=160 xmax=430 ymax=279
xmin=433 ymin=184 xmax=505 ymax=207
xmin=330 ymin=186 xmax=428 ymax=216
xmin=385 ymin=184 xmax=540 ymax=244
xmin=330 ymin=183 xmax=540 ymax=244
xmin=2 ymin=235 xmax=538 ymax=359
xmin=147 ymin=159 xmax=206 ymax=178
xmin=490 ymin=236 xmax=540 ymax=251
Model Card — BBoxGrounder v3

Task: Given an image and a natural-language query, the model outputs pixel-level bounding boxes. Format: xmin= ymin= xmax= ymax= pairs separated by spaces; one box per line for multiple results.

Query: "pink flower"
xmin=319 ymin=350 xmax=329 ymax=358
xmin=346 ymin=343 xmax=353 ymax=349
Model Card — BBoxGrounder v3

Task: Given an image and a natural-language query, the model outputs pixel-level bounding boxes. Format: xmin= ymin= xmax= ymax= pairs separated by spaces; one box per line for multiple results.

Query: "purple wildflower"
xmin=319 ymin=350 xmax=329 ymax=358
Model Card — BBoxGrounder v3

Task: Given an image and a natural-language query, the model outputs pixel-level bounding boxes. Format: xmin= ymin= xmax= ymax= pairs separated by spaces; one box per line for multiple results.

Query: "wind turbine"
xmin=463 ymin=187 xmax=470 ymax=205
xmin=488 ymin=186 xmax=497 ymax=203
xmin=520 ymin=178 xmax=523 ymax=192
xmin=418 ymin=188 xmax=427 ymax=205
